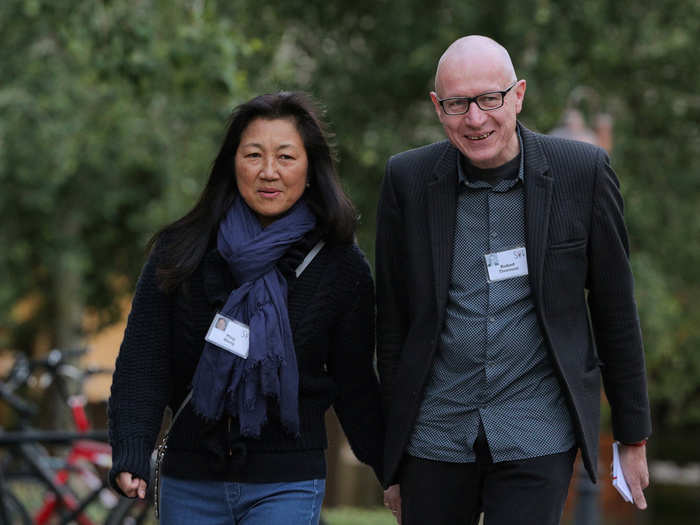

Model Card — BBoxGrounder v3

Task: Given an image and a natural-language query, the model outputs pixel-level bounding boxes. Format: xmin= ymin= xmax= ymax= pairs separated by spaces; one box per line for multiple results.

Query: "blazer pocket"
xmin=549 ymin=238 xmax=586 ymax=251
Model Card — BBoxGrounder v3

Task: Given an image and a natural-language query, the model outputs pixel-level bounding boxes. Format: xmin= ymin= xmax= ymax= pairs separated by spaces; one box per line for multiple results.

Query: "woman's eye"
xmin=245 ymin=152 xmax=261 ymax=158
xmin=280 ymin=154 xmax=294 ymax=160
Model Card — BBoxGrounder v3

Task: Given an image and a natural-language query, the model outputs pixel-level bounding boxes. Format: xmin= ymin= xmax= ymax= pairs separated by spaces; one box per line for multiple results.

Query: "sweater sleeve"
xmin=328 ymin=249 xmax=385 ymax=486
xmin=108 ymin=245 xmax=174 ymax=493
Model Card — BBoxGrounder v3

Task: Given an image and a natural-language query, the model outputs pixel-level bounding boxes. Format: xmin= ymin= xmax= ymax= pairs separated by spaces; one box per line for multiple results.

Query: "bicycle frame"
xmin=0 ymin=429 xmax=111 ymax=525
xmin=0 ymin=467 xmax=14 ymax=524
xmin=37 ymin=441 xmax=113 ymax=525
xmin=1 ymin=350 xmax=117 ymax=524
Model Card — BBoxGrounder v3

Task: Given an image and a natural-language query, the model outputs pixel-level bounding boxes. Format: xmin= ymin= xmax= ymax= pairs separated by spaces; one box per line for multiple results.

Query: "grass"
xmin=324 ymin=506 xmax=397 ymax=525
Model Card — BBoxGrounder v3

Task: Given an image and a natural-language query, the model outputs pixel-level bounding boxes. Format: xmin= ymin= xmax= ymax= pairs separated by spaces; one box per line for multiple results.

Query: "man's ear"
xmin=430 ymin=91 xmax=443 ymax=121
xmin=514 ymin=80 xmax=527 ymax=114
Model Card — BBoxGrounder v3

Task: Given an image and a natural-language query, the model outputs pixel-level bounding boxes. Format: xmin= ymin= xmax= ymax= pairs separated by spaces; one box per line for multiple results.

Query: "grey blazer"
xmin=375 ymin=123 xmax=651 ymax=485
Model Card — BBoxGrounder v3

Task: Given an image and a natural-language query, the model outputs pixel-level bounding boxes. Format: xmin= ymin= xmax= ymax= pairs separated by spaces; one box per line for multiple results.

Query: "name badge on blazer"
xmin=484 ymin=246 xmax=528 ymax=282
xmin=205 ymin=313 xmax=249 ymax=359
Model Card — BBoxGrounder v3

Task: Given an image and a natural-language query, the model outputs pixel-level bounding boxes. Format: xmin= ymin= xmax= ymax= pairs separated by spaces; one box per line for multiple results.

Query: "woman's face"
xmin=235 ymin=117 xmax=308 ymax=227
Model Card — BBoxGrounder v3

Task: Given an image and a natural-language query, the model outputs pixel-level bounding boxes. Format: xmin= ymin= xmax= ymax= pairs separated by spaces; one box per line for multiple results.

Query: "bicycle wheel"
xmin=105 ymin=498 xmax=156 ymax=525
xmin=0 ymin=489 xmax=32 ymax=525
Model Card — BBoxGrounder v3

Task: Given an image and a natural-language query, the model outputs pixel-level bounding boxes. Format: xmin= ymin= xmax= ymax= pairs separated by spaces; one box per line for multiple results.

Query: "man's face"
xmin=431 ymin=63 xmax=526 ymax=169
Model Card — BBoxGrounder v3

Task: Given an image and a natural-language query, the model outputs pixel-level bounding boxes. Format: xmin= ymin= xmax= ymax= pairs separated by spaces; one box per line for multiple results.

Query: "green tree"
xmin=246 ymin=0 xmax=700 ymax=426
xmin=1 ymin=0 xmax=698 ymax=429
xmin=0 ymin=0 xmax=261 ymax=349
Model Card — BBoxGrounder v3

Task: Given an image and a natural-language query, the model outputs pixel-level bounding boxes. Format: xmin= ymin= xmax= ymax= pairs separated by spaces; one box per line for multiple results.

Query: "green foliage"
xmin=1 ymin=0 xmax=698 ymax=427
xmin=254 ymin=0 xmax=700 ymax=428
xmin=0 ymin=0 xmax=261 ymax=346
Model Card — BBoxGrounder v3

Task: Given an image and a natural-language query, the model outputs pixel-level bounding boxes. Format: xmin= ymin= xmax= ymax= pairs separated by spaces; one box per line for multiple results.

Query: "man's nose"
xmin=464 ymin=102 xmax=488 ymax=126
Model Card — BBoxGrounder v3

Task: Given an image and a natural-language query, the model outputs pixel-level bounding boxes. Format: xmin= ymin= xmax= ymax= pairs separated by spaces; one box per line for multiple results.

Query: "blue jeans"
xmin=159 ymin=475 xmax=325 ymax=525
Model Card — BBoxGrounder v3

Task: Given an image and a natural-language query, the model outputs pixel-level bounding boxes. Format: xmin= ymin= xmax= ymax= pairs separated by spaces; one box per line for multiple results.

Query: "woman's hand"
xmin=116 ymin=472 xmax=147 ymax=499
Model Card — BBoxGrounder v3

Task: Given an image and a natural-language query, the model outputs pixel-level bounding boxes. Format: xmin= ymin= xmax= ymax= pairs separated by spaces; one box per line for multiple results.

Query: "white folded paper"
xmin=612 ymin=442 xmax=634 ymax=503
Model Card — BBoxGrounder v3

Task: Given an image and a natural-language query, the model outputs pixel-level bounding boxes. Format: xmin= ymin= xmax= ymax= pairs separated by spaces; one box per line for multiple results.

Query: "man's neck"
xmin=462 ymin=153 xmax=520 ymax=186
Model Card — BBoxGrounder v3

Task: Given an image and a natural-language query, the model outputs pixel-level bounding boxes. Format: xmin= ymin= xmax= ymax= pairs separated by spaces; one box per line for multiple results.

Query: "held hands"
xmin=383 ymin=484 xmax=402 ymax=524
xmin=116 ymin=472 xmax=147 ymax=499
xmin=619 ymin=444 xmax=650 ymax=510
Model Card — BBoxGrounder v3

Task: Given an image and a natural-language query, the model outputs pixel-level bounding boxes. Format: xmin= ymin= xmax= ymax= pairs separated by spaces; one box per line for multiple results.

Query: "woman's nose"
xmin=259 ymin=157 xmax=279 ymax=179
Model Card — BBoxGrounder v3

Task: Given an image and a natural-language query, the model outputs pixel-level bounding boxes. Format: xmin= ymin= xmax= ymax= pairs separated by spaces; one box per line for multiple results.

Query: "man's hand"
xmin=383 ymin=484 xmax=402 ymax=524
xmin=619 ymin=444 xmax=649 ymax=510
xmin=116 ymin=472 xmax=147 ymax=499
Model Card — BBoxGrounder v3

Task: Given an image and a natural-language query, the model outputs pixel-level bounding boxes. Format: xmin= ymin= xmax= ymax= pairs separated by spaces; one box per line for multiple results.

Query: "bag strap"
xmin=167 ymin=239 xmax=326 ymax=429
xmin=172 ymin=391 xmax=193 ymax=426
xmin=163 ymin=390 xmax=193 ymax=436
xmin=295 ymin=240 xmax=325 ymax=278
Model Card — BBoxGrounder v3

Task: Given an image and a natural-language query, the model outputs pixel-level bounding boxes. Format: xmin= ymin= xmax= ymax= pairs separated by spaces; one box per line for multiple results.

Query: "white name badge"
xmin=484 ymin=246 xmax=528 ymax=282
xmin=205 ymin=313 xmax=250 ymax=359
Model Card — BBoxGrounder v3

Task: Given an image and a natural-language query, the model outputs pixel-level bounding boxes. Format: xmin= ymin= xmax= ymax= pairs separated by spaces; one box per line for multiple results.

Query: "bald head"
xmin=434 ymin=36 xmax=516 ymax=95
xmin=429 ymin=35 xmax=526 ymax=169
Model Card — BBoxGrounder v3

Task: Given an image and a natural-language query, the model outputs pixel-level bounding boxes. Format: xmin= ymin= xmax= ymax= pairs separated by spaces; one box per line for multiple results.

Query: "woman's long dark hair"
xmin=150 ymin=91 xmax=357 ymax=292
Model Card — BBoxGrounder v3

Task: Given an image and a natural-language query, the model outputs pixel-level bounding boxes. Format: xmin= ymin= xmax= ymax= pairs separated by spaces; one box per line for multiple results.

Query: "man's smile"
xmin=466 ymin=131 xmax=494 ymax=140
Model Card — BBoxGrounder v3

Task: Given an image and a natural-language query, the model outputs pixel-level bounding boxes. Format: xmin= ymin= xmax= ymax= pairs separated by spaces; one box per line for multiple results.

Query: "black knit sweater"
xmin=108 ymin=232 xmax=384 ymax=491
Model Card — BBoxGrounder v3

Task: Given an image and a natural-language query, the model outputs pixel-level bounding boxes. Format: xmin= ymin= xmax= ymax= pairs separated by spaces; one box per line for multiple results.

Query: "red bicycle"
xmin=0 ymin=349 xmax=141 ymax=524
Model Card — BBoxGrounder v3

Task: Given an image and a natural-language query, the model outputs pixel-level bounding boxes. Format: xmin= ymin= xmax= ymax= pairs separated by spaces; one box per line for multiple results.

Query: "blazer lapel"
xmin=427 ymin=144 xmax=459 ymax=318
xmin=521 ymin=125 xmax=552 ymax=307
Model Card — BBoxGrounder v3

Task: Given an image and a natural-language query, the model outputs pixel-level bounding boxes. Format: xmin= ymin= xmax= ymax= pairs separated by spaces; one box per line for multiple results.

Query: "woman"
xmin=108 ymin=92 xmax=384 ymax=524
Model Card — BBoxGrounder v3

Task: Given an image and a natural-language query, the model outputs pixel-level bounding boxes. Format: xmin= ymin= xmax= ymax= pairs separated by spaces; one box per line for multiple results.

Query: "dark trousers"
xmin=400 ymin=437 xmax=576 ymax=525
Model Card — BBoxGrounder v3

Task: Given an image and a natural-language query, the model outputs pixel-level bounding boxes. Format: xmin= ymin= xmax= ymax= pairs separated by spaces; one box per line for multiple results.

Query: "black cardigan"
xmin=108 ymin=233 xmax=384 ymax=491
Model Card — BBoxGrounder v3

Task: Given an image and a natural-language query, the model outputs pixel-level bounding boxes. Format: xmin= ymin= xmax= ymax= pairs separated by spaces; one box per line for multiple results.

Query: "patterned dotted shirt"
xmin=407 ymin=133 xmax=575 ymax=463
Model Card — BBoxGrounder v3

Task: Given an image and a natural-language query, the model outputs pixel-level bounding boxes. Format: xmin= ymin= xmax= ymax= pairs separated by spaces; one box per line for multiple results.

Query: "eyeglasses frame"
xmin=437 ymin=81 xmax=519 ymax=115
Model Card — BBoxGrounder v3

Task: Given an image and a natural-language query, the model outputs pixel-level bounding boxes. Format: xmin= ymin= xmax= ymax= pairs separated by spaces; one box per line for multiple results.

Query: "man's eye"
xmin=446 ymin=99 xmax=467 ymax=111
xmin=479 ymin=95 xmax=501 ymax=107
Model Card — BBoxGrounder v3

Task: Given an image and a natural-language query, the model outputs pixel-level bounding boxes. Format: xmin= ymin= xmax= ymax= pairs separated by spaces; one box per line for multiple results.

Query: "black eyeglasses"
xmin=437 ymin=81 xmax=518 ymax=115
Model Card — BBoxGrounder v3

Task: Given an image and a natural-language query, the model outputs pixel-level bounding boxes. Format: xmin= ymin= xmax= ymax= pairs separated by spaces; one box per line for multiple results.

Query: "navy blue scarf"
xmin=191 ymin=197 xmax=316 ymax=437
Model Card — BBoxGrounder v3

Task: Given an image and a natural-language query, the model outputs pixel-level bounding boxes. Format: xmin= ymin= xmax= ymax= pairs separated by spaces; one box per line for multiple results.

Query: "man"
xmin=376 ymin=35 xmax=650 ymax=524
